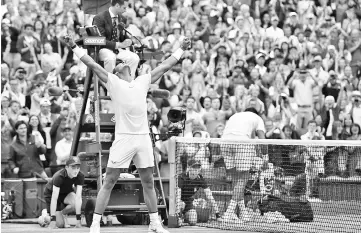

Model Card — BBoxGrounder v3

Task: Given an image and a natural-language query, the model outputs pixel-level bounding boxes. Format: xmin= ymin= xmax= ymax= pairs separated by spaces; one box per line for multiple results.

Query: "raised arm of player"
xmin=63 ymin=35 xmax=109 ymax=84
xmin=150 ymin=37 xmax=191 ymax=84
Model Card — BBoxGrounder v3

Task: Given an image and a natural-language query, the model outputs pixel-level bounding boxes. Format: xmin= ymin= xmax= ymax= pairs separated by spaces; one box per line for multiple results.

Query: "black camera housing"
xmin=167 ymin=107 xmax=186 ymax=123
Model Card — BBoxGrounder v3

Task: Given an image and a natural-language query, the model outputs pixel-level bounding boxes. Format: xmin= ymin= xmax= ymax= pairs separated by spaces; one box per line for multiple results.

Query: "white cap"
xmin=256 ymin=53 xmax=265 ymax=60
xmin=172 ymin=22 xmax=181 ymax=30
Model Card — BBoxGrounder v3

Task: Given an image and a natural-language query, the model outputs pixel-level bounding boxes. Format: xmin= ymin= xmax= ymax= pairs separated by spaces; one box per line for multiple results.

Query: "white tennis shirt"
xmin=222 ymin=111 xmax=265 ymax=139
xmin=106 ymin=73 xmax=151 ymax=135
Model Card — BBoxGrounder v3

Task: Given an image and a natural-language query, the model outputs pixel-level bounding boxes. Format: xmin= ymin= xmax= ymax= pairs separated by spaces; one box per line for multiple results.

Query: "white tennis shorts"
xmin=107 ymin=134 xmax=154 ymax=169
xmin=222 ymin=135 xmax=257 ymax=171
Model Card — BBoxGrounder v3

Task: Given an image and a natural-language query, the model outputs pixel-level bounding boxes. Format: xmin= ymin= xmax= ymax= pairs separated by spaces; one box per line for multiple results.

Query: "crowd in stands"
xmin=1 ymin=0 xmax=361 ymax=180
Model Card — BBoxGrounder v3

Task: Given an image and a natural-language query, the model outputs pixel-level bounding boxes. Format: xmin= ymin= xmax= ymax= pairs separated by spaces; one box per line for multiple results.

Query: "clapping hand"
xmin=180 ymin=37 xmax=191 ymax=50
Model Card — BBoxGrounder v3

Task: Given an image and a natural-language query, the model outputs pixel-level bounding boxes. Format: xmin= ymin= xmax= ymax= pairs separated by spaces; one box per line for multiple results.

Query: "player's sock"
xmin=92 ymin=213 xmax=102 ymax=223
xmin=238 ymin=200 xmax=251 ymax=221
xmin=149 ymin=212 xmax=160 ymax=224
xmin=225 ymin=199 xmax=237 ymax=213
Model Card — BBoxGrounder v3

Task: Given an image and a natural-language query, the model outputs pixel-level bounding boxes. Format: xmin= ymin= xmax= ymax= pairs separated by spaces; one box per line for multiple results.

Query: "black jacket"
xmin=92 ymin=10 xmax=130 ymax=52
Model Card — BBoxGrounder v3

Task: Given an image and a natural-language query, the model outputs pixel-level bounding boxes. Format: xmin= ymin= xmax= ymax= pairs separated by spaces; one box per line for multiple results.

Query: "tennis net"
xmin=167 ymin=138 xmax=361 ymax=233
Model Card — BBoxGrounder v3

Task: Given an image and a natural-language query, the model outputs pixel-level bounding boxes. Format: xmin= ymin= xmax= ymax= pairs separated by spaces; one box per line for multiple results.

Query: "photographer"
xmin=265 ymin=118 xmax=283 ymax=139
xmin=321 ymin=71 xmax=341 ymax=101
xmin=277 ymin=93 xmax=297 ymax=127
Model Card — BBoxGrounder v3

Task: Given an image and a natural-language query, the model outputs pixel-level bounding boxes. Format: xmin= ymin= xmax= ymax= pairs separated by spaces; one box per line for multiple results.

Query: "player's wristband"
xmin=172 ymin=48 xmax=184 ymax=61
xmin=72 ymin=46 xmax=86 ymax=58
xmin=51 ymin=215 xmax=56 ymax=222
xmin=76 ymin=214 xmax=81 ymax=220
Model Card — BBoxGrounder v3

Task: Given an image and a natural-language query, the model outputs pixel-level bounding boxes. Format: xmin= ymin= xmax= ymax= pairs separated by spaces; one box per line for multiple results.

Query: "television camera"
xmin=149 ymin=107 xmax=187 ymax=144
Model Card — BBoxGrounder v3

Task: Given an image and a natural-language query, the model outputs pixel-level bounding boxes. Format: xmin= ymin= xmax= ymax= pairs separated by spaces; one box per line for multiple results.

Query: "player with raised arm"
xmin=63 ymin=35 xmax=191 ymax=233
xmin=220 ymin=107 xmax=268 ymax=224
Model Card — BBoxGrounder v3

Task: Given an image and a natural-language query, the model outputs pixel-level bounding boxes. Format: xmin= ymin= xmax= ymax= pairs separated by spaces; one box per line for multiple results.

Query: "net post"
xmin=167 ymin=137 xmax=179 ymax=228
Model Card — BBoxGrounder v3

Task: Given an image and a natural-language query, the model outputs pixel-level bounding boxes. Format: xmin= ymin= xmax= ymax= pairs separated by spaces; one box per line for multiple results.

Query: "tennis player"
xmin=221 ymin=107 xmax=267 ymax=223
xmin=64 ymin=35 xmax=191 ymax=233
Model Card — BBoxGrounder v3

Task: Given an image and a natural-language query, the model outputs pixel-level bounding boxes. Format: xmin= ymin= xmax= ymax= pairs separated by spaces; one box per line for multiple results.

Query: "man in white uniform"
xmin=221 ymin=107 xmax=267 ymax=223
xmin=64 ymin=35 xmax=191 ymax=233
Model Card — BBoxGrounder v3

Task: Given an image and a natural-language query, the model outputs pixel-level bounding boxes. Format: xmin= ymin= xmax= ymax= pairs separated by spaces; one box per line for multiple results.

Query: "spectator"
xmin=301 ymin=120 xmax=325 ymax=140
xmin=320 ymin=95 xmax=341 ymax=139
xmin=54 ymin=125 xmax=73 ymax=167
xmin=348 ymin=91 xmax=361 ymax=127
xmin=282 ymin=125 xmax=300 ymax=140
xmin=41 ymin=42 xmax=68 ymax=75
xmin=2 ymin=78 xmax=26 ymax=107
xmin=38 ymin=98 xmax=57 ymax=128
xmin=16 ymin=24 xmax=41 ymax=78
xmin=184 ymin=96 xmax=205 ymax=138
xmin=1 ymin=115 xmax=13 ymax=178
xmin=1 ymin=18 xmax=20 ymax=72
xmin=7 ymin=100 xmax=21 ymax=126
xmin=8 ymin=120 xmax=47 ymax=179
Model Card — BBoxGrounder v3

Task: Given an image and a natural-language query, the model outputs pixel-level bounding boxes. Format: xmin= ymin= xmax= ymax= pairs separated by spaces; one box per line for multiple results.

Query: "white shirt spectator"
xmin=290 ymin=78 xmax=315 ymax=107
xmin=55 ymin=138 xmax=72 ymax=165
xmin=265 ymin=26 xmax=285 ymax=43
xmin=2 ymin=90 xmax=26 ymax=107
xmin=184 ymin=111 xmax=204 ymax=137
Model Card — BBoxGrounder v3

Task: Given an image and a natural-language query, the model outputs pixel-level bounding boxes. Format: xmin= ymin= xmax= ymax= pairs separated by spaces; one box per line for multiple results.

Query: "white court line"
xmin=1 ymin=226 xmax=232 ymax=233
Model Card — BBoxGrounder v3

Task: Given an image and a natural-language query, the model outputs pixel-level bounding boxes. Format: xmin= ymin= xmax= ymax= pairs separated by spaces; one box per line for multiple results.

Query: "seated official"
xmin=93 ymin=0 xmax=140 ymax=77
xmin=45 ymin=157 xmax=84 ymax=229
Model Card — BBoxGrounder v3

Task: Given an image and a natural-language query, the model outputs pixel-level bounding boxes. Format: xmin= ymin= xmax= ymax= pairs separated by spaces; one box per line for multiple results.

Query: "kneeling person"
xmin=178 ymin=159 xmax=221 ymax=224
xmin=45 ymin=157 xmax=84 ymax=228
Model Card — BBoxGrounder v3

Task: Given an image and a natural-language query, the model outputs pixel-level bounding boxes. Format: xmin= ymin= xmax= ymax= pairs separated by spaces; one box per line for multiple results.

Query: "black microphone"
xmin=147 ymin=89 xmax=170 ymax=99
